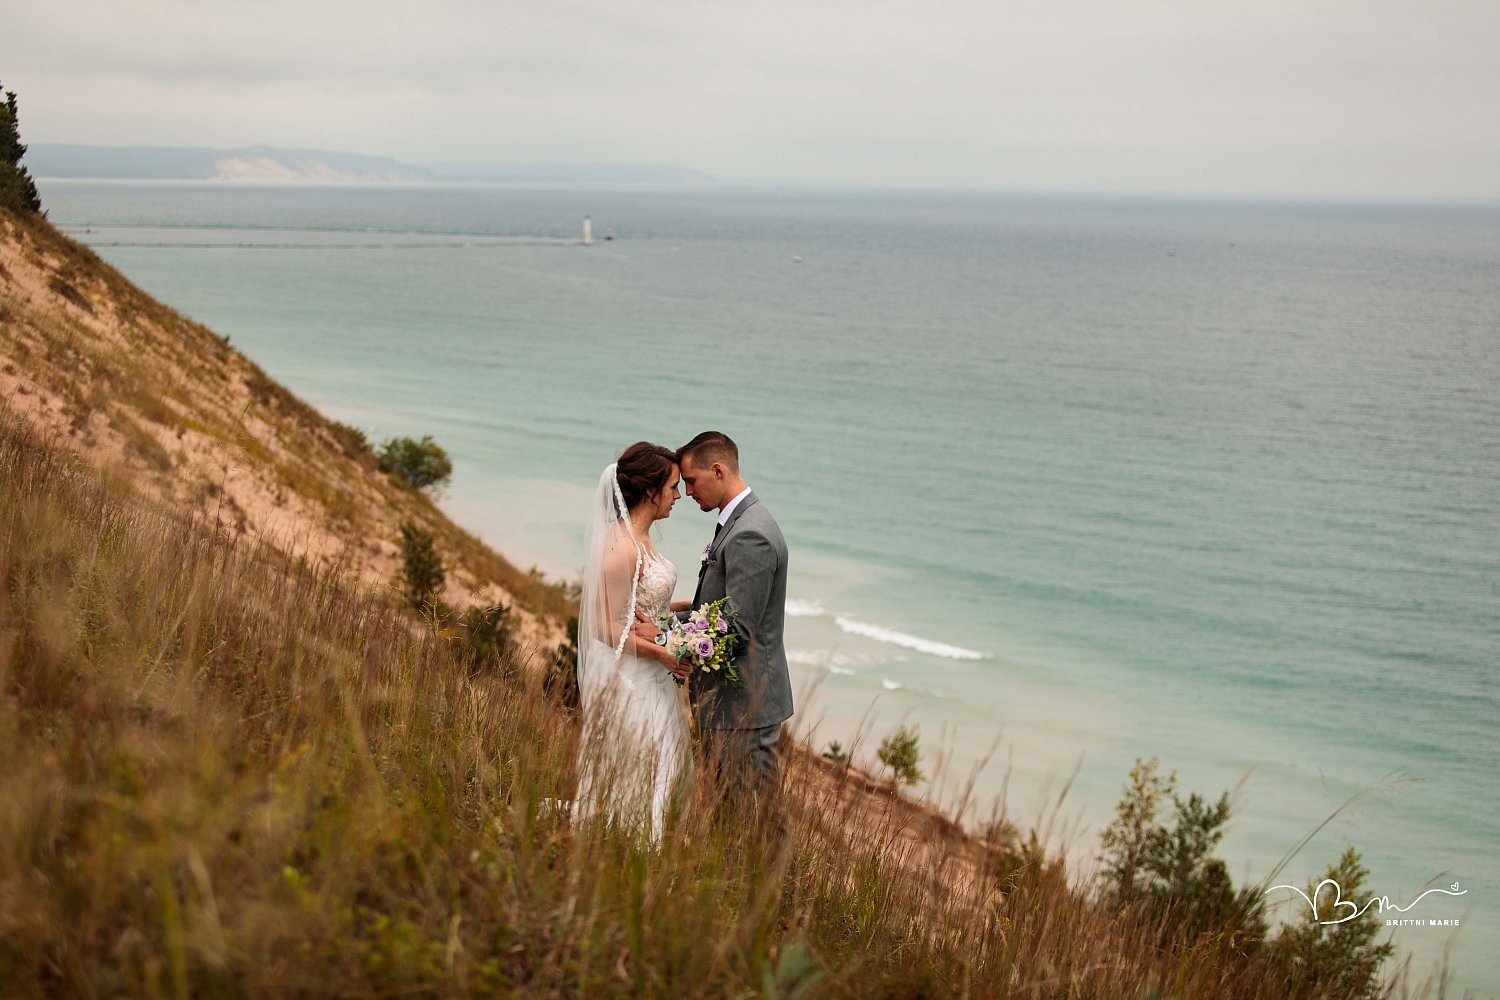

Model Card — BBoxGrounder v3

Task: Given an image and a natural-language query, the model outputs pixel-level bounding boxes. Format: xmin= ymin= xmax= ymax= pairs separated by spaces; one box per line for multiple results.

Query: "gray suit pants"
xmin=700 ymin=723 xmax=784 ymax=823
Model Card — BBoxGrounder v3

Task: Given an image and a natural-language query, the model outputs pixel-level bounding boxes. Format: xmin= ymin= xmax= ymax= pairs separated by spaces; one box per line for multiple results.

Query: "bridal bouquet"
xmin=657 ymin=598 xmax=742 ymax=688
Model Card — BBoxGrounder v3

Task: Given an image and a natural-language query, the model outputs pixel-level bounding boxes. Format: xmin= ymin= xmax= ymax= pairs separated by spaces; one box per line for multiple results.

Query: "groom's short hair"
xmin=678 ymin=431 xmax=739 ymax=473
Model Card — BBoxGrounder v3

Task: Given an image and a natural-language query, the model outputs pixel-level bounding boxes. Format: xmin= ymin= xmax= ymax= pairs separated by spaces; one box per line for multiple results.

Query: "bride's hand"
xmin=629 ymin=619 xmax=677 ymax=670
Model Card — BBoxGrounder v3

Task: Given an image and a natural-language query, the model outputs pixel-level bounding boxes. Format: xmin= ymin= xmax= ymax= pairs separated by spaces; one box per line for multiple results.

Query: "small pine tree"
xmin=377 ymin=435 xmax=453 ymax=491
xmin=1101 ymin=756 xmax=1176 ymax=899
xmin=1099 ymin=757 xmax=1262 ymax=942
xmin=398 ymin=520 xmax=445 ymax=608
xmin=0 ymin=84 xmax=42 ymax=214
xmin=876 ymin=724 xmax=923 ymax=785
xmin=1271 ymin=848 xmax=1395 ymax=998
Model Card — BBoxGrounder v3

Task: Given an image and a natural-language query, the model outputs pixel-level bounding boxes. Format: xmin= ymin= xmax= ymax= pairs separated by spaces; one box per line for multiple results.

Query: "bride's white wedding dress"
xmin=574 ymin=540 xmax=692 ymax=842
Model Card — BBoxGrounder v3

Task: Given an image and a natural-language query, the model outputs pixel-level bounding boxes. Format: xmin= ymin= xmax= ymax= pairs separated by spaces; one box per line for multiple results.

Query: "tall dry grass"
xmin=0 ymin=402 xmax=1430 ymax=998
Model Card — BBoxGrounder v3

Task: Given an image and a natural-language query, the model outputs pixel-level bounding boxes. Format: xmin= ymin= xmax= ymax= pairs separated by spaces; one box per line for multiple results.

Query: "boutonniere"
xmin=701 ymin=543 xmax=718 ymax=567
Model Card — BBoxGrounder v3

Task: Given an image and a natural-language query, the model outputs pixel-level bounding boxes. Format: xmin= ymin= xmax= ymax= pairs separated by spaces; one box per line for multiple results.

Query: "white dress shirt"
xmin=718 ymin=487 xmax=753 ymax=527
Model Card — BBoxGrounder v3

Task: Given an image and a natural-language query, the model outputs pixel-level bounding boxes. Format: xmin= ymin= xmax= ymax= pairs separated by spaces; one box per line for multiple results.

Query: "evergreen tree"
xmin=1 ymin=83 xmax=42 ymax=214
xmin=1271 ymin=848 xmax=1395 ymax=998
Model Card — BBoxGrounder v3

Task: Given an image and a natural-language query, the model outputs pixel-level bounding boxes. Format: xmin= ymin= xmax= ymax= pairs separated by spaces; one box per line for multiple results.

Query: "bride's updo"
xmin=615 ymin=442 xmax=677 ymax=512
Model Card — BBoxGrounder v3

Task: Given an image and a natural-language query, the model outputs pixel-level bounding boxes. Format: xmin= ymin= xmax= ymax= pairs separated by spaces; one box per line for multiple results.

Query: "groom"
xmin=673 ymin=431 xmax=792 ymax=816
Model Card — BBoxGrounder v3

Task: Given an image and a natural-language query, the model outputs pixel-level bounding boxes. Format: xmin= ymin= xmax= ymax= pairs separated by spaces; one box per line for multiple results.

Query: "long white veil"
xmin=572 ymin=461 xmax=687 ymax=841
xmin=576 ymin=462 xmax=645 ymax=709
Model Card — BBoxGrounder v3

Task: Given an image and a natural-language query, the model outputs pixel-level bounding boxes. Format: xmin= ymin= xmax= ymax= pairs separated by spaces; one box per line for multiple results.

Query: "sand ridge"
xmin=0 ymin=211 xmax=570 ymax=653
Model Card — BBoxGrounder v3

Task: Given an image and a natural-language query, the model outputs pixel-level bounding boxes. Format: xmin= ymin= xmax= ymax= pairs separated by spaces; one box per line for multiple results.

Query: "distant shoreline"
xmin=27 ymin=143 xmax=717 ymax=186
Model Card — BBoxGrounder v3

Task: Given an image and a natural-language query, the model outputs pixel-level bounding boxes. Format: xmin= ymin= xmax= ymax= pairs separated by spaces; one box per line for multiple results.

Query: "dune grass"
xmin=1 ymin=393 xmax=1439 ymax=998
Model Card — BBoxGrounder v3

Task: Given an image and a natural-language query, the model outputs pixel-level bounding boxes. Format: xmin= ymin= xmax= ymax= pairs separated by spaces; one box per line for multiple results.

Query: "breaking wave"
xmin=784 ymin=598 xmax=827 ymax=618
xmin=833 ymin=617 xmax=985 ymax=661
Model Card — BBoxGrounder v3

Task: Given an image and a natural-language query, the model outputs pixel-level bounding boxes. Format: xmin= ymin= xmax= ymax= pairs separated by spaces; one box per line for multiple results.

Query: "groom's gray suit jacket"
xmin=689 ymin=492 xmax=793 ymax=731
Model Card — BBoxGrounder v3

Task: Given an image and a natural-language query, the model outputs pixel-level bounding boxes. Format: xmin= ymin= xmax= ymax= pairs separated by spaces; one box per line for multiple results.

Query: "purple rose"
xmin=692 ymin=616 xmax=709 ymax=632
xmin=682 ymin=619 xmax=700 ymax=634
xmin=693 ymin=636 xmax=715 ymax=658
xmin=716 ymin=618 xmax=729 ymax=633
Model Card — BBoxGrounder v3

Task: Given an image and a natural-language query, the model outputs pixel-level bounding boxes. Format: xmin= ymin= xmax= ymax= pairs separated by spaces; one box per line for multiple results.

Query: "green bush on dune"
xmin=398 ymin=518 xmax=446 ymax=608
xmin=378 ymin=434 xmax=453 ymax=491
xmin=877 ymin=724 xmax=924 ymax=786
xmin=1100 ymin=757 xmax=1395 ymax=998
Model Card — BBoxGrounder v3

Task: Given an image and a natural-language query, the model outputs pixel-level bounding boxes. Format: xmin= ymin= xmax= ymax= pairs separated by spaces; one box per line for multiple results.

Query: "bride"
xmin=574 ymin=442 xmax=693 ymax=841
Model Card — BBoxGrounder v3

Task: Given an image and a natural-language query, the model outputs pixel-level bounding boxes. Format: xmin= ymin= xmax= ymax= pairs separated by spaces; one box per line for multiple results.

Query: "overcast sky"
xmin=5 ymin=0 xmax=1499 ymax=197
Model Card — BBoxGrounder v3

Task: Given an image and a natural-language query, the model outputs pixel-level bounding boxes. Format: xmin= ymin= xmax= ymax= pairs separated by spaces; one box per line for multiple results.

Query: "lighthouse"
xmin=582 ymin=215 xmax=593 ymax=246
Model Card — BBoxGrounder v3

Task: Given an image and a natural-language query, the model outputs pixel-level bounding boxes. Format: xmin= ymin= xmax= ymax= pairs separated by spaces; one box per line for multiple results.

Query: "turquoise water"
xmin=41 ymin=181 xmax=1499 ymax=992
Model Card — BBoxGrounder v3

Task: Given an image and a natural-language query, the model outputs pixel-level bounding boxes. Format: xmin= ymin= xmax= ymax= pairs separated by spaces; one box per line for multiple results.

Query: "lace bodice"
xmin=632 ymin=550 xmax=677 ymax=621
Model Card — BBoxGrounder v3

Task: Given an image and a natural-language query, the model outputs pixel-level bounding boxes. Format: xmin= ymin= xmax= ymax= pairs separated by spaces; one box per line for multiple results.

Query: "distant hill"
xmin=29 ymin=143 xmax=716 ymax=185
xmin=28 ymin=143 xmax=433 ymax=182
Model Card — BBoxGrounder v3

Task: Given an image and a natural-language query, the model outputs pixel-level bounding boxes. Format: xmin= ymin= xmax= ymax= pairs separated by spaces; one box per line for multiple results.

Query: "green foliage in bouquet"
xmin=659 ymin=597 xmax=741 ymax=687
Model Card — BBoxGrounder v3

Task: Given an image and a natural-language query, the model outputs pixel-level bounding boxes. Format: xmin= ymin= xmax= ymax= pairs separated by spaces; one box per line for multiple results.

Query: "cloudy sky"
xmin=5 ymin=0 xmax=1499 ymax=197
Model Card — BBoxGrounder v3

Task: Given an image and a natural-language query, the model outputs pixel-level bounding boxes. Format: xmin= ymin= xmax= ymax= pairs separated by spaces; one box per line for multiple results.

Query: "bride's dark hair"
xmin=615 ymin=442 xmax=678 ymax=513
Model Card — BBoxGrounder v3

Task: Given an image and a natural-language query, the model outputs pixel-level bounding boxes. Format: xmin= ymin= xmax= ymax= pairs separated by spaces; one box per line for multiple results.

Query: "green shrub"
xmin=876 ymin=724 xmax=923 ymax=785
xmin=378 ymin=435 xmax=452 ymax=491
xmin=821 ymin=741 xmax=848 ymax=764
xmin=457 ymin=603 xmax=513 ymax=672
xmin=398 ymin=520 xmax=445 ymax=609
